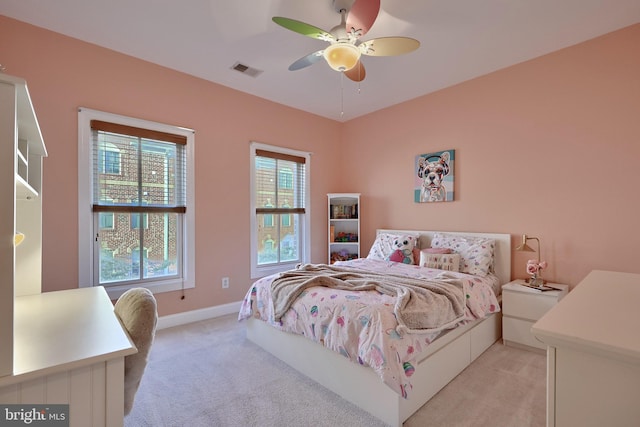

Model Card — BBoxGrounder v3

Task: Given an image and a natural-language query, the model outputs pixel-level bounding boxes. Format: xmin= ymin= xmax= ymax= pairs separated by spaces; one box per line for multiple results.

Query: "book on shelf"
xmin=330 ymin=204 xmax=358 ymax=219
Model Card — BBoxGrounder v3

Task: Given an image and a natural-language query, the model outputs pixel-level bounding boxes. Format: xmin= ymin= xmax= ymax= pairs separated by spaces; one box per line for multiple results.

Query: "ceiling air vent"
xmin=231 ymin=62 xmax=263 ymax=78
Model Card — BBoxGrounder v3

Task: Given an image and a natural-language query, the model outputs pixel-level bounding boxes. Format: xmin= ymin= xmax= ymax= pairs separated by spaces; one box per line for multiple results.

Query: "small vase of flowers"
xmin=526 ymin=259 xmax=547 ymax=287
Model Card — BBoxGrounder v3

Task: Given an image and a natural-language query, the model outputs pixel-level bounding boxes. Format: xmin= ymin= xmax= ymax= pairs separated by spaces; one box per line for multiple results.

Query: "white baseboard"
xmin=157 ymin=300 xmax=242 ymax=330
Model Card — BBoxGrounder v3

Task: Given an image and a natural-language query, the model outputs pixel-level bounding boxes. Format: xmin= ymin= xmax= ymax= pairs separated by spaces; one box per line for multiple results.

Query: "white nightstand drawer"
xmin=503 ymin=317 xmax=545 ymax=350
xmin=502 ymin=281 xmax=568 ymax=352
xmin=503 ymin=291 xmax=558 ymax=320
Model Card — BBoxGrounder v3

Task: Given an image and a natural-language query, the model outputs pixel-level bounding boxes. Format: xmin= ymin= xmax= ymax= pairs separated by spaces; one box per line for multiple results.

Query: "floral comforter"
xmin=238 ymin=258 xmax=500 ymax=399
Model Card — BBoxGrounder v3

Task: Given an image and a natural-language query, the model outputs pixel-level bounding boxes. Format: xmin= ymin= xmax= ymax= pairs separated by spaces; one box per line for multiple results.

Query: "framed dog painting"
xmin=414 ymin=149 xmax=455 ymax=203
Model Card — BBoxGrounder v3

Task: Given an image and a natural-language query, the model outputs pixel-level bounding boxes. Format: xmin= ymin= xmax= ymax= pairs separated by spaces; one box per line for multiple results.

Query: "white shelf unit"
xmin=327 ymin=193 xmax=360 ymax=264
xmin=0 ymin=74 xmax=47 ymax=378
xmin=0 ymin=74 xmax=134 ymax=427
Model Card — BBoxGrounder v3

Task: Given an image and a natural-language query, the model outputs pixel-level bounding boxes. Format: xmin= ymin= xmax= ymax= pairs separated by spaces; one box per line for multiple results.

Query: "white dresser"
xmin=532 ymin=270 xmax=640 ymax=427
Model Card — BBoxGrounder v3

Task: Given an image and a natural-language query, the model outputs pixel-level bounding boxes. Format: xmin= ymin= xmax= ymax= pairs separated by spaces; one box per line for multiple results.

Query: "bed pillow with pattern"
xmin=430 ymin=233 xmax=495 ymax=276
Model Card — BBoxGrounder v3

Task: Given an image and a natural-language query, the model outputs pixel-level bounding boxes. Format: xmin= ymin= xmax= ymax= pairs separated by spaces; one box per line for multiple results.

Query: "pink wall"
xmin=1 ymin=16 xmax=639 ymax=317
xmin=0 ymin=16 xmax=342 ymax=315
xmin=342 ymin=24 xmax=640 ymax=287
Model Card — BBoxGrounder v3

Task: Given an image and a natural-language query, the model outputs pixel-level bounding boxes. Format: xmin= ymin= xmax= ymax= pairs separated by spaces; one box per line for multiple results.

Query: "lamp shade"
xmin=515 ymin=235 xmax=535 ymax=252
xmin=515 ymin=234 xmax=541 ymax=263
xmin=323 ymin=43 xmax=361 ymax=72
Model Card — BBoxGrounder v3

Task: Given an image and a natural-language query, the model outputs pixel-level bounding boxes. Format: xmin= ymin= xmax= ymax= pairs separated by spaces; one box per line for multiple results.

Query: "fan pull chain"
xmin=340 ymin=72 xmax=345 ymax=117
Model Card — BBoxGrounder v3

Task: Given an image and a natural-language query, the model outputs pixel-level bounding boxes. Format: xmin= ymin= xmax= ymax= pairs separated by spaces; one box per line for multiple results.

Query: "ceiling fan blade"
xmin=288 ymin=50 xmax=325 ymax=71
xmin=344 ymin=61 xmax=366 ymax=82
xmin=359 ymin=37 xmax=420 ymax=56
xmin=346 ymin=0 xmax=380 ymax=38
xmin=272 ymin=17 xmax=334 ymax=42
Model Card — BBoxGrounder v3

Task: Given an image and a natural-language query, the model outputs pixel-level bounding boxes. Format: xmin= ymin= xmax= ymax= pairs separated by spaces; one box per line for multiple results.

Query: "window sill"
xmin=100 ymin=278 xmax=194 ymax=301
xmin=251 ymin=261 xmax=301 ymax=280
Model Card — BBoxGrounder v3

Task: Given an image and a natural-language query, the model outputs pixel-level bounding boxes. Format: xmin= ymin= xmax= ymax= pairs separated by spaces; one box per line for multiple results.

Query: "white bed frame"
xmin=246 ymin=230 xmax=511 ymax=427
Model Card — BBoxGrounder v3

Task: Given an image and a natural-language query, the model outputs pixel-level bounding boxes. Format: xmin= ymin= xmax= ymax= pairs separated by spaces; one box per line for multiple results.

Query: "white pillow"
xmin=430 ymin=233 xmax=495 ymax=276
xmin=367 ymin=232 xmax=419 ymax=261
xmin=419 ymin=251 xmax=461 ymax=271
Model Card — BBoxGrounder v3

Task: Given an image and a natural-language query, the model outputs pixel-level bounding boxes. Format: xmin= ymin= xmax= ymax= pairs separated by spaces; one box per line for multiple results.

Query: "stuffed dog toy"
xmin=417 ymin=151 xmax=451 ymax=202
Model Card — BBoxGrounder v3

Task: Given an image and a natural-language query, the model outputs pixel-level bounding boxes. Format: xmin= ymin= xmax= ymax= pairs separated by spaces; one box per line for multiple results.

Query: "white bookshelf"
xmin=328 ymin=193 xmax=360 ymax=264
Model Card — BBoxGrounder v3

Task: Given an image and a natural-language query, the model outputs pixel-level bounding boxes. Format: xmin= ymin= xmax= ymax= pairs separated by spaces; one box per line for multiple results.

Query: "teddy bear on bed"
xmin=386 ymin=235 xmax=416 ymax=264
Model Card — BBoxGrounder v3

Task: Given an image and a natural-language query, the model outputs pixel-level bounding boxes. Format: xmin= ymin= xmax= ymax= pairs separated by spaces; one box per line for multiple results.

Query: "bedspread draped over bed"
xmin=271 ymin=264 xmax=466 ymax=334
xmin=239 ymin=258 xmax=500 ymax=399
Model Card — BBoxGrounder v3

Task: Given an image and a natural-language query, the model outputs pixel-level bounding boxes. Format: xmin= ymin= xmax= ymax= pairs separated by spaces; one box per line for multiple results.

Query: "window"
xmin=278 ymin=168 xmax=293 ymax=189
xmin=263 ymin=200 xmax=274 ymax=227
xmin=250 ymin=142 xmax=310 ymax=278
xmin=281 ymin=214 xmax=291 ymax=228
xmin=98 ymin=143 xmax=121 ymax=174
xmin=281 ymin=201 xmax=291 ymax=227
xmin=78 ymin=108 xmax=195 ymax=298
xmin=131 ymin=213 xmax=148 ymax=229
xmin=99 ymin=212 xmax=114 ymax=229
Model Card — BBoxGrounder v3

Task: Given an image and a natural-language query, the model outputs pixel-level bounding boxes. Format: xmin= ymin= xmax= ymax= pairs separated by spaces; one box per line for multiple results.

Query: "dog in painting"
xmin=417 ymin=152 xmax=451 ymax=202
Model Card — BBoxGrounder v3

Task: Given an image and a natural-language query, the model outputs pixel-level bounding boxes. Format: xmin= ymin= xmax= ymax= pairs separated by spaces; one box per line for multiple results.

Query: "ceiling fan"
xmin=273 ymin=0 xmax=420 ymax=82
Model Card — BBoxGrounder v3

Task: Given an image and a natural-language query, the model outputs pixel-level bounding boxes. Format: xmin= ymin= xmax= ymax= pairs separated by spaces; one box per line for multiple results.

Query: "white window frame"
xmin=250 ymin=141 xmax=311 ymax=279
xmin=78 ymin=108 xmax=195 ymax=299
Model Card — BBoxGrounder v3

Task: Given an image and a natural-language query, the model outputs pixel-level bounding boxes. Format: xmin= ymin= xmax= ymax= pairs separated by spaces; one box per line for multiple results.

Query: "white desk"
xmin=0 ymin=287 xmax=136 ymax=427
xmin=532 ymin=270 xmax=640 ymax=427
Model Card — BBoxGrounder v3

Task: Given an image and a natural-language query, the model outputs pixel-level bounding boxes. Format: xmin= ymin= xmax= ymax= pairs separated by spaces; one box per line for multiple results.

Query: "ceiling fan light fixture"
xmin=323 ymin=43 xmax=361 ymax=72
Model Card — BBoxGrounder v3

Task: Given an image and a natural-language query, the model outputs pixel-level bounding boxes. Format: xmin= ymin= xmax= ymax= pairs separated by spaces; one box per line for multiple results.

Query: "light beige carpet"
xmin=125 ymin=314 xmax=546 ymax=427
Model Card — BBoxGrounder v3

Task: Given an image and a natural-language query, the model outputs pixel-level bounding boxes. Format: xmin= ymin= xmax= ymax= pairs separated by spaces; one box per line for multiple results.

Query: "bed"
xmin=239 ymin=229 xmax=511 ymax=426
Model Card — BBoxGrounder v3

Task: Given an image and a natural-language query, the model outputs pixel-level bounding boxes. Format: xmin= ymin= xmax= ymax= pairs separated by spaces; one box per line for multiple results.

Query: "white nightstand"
xmin=502 ymin=279 xmax=569 ymax=352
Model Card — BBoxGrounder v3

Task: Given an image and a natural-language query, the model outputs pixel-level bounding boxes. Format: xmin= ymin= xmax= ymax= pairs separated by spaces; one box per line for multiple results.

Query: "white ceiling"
xmin=2 ymin=0 xmax=639 ymax=122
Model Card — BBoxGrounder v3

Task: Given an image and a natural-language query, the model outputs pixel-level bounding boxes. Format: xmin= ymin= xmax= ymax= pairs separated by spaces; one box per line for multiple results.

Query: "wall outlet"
xmin=222 ymin=277 xmax=230 ymax=289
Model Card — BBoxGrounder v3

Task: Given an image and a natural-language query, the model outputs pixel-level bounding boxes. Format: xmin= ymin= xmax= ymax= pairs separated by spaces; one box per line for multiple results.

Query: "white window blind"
xmin=91 ymin=120 xmax=187 ymax=213
xmin=254 ymin=149 xmax=305 ymax=216
xmin=90 ymin=120 xmax=187 ymax=286
xmin=254 ymin=148 xmax=306 ymax=269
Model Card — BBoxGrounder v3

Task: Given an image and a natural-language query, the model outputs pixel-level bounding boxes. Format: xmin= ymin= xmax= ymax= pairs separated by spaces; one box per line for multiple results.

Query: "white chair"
xmin=114 ymin=287 xmax=158 ymax=416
